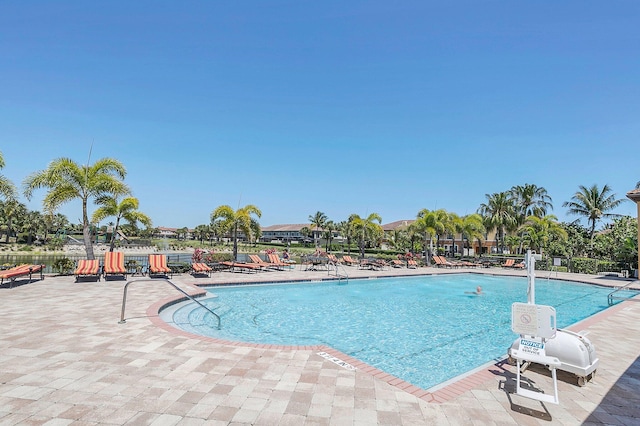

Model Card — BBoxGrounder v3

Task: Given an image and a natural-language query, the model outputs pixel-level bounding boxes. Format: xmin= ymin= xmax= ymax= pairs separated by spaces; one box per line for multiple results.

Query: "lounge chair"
xmin=432 ymin=256 xmax=452 ymax=268
xmin=407 ymin=259 xmax=418 ymax=269
xmin=327 ymin=254 xmax=340 ymax=265
xmin=74 ymin=259 xmax=101 ymax=282
xmin=502 ymin=259 xmax=516 ymax=268
xmin=267 ymin=253 xmax=290 ymax=269
xmin=103 ymin=251 xmax=127 ymax=279
xmin=392 ymin=259 xmax=405 ymax=268
xmin=248 ymin=254 xmax=279 ymax=270
xmin=220 ymin=260 xmax=263 ymax=273
xmin=148 ymin=254 xmax=173 ymax=277
xmin=341 ymin=255 xmax=358 ymax=266
xmin=191 ymin=262 xmax=212 ymax=277
xmin=0 ymin=264 xmax=45 ymax=288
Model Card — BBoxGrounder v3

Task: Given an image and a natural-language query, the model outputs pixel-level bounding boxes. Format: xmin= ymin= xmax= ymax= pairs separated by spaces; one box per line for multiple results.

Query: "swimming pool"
xmin=166 ymin=273 xmax=625 ymax=390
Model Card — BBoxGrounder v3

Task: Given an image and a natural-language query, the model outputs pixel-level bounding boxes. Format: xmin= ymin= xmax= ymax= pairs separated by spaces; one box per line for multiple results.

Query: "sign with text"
xmin=511 ymin=302 xmax=557 ymax=339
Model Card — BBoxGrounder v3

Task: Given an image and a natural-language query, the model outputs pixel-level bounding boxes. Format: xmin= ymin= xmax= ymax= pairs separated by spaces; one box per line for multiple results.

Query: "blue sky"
xmin=1 ymin=1 xmax=639 ymax=229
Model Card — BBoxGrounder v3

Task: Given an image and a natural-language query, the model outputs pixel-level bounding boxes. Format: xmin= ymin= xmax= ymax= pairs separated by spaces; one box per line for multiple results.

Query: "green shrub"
xmin=52 ymin=257 xmax=75 ymax=275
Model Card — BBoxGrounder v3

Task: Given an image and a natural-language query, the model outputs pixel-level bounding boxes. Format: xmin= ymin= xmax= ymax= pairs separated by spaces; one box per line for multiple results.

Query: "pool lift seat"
xmin=508 ymin=251 xmax=599 ymax=405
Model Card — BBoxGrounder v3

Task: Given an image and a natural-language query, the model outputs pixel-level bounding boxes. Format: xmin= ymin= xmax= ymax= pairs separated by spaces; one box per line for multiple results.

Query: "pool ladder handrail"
xmin=607 ymin=281 xmax=640 ymax=306
xmin=328 ymin=262 xmax=349 ymax=284
xmin=118 ymin=278 xmax=221 ymax=329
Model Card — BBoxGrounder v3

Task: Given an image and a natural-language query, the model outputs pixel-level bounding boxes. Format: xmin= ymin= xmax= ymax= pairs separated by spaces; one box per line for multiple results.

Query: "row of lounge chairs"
xmin=73 ymin=252 xmax=298 ymax=281
xmin=74 ymin=252 xmax=216 ymax=281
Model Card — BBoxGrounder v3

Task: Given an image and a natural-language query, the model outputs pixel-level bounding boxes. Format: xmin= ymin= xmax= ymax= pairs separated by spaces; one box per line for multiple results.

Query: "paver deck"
xmin=1 ymin=263 xmax=639 ymax=425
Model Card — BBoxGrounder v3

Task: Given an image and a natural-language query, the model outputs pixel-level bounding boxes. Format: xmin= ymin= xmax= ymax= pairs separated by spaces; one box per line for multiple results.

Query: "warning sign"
xmin=511 ymin=302 xmax=556 ymax=339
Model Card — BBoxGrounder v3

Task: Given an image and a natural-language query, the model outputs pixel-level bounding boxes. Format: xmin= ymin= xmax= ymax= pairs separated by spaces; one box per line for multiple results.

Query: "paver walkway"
xmin=1 ymin=264 xmax=639 ymax=425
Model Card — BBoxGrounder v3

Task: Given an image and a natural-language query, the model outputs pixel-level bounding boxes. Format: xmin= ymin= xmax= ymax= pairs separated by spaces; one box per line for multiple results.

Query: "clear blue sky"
xmin=1 ymin=1 xmax=638 ymax=229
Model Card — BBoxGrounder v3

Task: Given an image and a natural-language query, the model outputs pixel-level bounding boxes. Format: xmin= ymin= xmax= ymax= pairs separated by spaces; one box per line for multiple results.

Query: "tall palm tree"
xmin=510 ymin=183 xmax=553 ymax=222
xmin=350 ymin=213 xmax=383 ymax=258
xmin=0 ymin=150 xmax=17 ymax=201
xmin=308 ymin=211 xmax=327 ymax=248
xmin=562 ymin=184 xmax=625 ymax=243
xmin=478 ymin=192 xmax=516 ymax=253
xmin=23 ymin=157 xmax=129 ymax=259
xmin=510 ymin=184 xmax=553 ymax=254
xmin=91 ymin=196 xmax=152 ymax=252
xmin=210 ymin=204 xmax=261 ymax=260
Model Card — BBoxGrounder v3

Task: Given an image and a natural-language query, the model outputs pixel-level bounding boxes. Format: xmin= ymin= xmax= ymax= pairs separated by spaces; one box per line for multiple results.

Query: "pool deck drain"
xmin=1 ymin=265 xmax=639 ymax=424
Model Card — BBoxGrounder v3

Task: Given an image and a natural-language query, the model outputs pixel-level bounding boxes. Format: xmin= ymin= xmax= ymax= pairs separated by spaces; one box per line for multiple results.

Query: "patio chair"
xmin=0 ymin=264 xmax=45 ymax=288
xmin=341 ymin=255 xmax=358 ymax=266
xmin=502 ymin=259 xmax=515 ymax=268
xmin=392 ymin=259 xmax=405 ymax=268
xmin=267 ymin=253 xmax=290 ymax=269
xmin=103 ymin=251 xmax=127 ymax=279
xmin=191 ymin=262 xmax=212 ymax=277
xmin=74 ymin=259 xmax=101 ymax=282
xmin=220 ymin=260 xmax=263 ymax=273
xmin=148 ymin=254 xmax=173 ymax=277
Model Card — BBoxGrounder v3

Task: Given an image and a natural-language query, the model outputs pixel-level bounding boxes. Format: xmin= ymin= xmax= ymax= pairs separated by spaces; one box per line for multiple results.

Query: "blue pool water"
xmin=168 ymin=274 xmax=625 ymax=390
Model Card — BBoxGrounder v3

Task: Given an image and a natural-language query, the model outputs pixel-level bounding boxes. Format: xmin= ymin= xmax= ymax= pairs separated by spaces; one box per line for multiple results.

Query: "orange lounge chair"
xmin=220 ymin=260 xmax=263 ymax=273
xmin=191 ymin=262 xmax=212 ymax=277
xmin=74 ymin=259 xmax=101 ymax=281
xmin=148 ymin=254 xmax=173 ymax=277
xmin=267 ymin=253 xmax=290 ymax=269
xmin=248 ymin=254 xmax=278 ymax=270
xmin=0 ymin=264 xmax=45 ymax=288
xmin=341 ymin=255 xmax=357 ymax=266
xmin=392 ymin=259 xmax=404 ymax=268
xmin=502 ymin=259 xmax=515 ymax=268
xmin=103 ymin=251 xmax=127 ymax=279
xmin=408 ymin=259 xmax=418 ymax=269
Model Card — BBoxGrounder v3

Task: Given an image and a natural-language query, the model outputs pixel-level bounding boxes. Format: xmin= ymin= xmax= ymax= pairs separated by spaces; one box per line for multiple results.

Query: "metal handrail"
xmin=118 ymin=278 xmax=221 ymax=329
xmin=328 ymin=262 xmax=349 ymax=284
xmin=608 ymin=281 xmax=640 ymax=306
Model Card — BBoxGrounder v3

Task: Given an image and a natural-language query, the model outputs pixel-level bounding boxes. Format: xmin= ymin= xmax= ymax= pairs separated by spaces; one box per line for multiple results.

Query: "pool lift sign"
xmin=510 ymin=250 xmax=561 ymax=404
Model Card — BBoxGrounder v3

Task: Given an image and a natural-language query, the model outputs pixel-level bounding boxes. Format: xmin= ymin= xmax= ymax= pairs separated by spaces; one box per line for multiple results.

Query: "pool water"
xmin=168 ymin=274 xmax=624 ymax=390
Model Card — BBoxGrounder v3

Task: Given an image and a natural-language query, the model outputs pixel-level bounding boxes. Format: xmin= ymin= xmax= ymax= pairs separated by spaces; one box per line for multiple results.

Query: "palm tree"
xmin=519 ymin=214 xmax=567 ymax=254
xmin=478 ymin=192 xmax=516 ymax=253
xmin=210 ymin=204 xmax=261 ymax=260
xmin=413 ymin=209 xmax=441 ymax=264
xmin=460 ymin=213 xmax=485 ymax=256
xmin=510 ymin=184 xmax=553 ymax=221
xmin=91 ymin=196 xmax=152 ymax=252
xmin=23 ymin=157 xmax=129 ymax=259
xmin=350 ymin=213 xmax=383 ymax=258
xmin=308 ymin=211 xmax=327 ymax=248
xmin=0 ymin=150 xmax=17 ymax=201
xmin=0 ymin=199 xmax=27 ymax=243
xmin=323 ymin=220 xmax=336 ymax=252
xmin=563 ymin=184 xmax=625 ymax=243
xmin=21 ymin=210 xmax=43 ymax=244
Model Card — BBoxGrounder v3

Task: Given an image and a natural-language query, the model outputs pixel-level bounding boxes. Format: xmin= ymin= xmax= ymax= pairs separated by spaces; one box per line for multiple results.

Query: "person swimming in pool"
xmin=465 ymin=286 xmax=483 ymax=295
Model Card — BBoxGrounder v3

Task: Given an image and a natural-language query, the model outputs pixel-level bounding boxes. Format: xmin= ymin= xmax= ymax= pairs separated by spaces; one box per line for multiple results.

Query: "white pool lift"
xmin=508 ymin=251 xmax=599 ymax=404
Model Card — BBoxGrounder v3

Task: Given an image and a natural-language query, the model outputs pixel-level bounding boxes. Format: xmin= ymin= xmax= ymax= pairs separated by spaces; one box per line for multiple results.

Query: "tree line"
xmin=0 ymin=150 xmax=638 ymax=268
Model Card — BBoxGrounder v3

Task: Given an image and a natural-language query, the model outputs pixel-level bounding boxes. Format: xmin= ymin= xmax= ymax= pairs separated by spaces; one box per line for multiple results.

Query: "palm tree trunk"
xmin=232 ymin=223 xmax=239 ymax=261
xmin=109 ymin=217 xmax=121 ymax=252
xmin=82 ymin=202 xmax=95 ymax=260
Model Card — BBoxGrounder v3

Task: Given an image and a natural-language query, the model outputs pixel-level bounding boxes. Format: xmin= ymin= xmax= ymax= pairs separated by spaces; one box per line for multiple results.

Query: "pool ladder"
xmin=118 ymin=278 xmax=221 ymax=329
xmin=328 ymin=262 xmax=349 ymax=284
xmin=607 ymin=281 xmax=640 ymax=306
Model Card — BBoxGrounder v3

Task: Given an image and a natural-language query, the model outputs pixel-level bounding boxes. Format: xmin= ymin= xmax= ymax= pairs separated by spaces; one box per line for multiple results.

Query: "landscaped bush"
xmin=52 ymin=257 xmax=75 ymax=275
